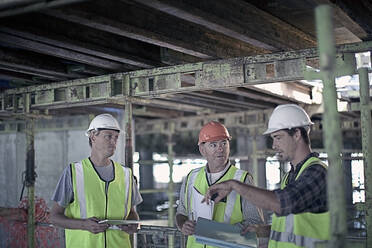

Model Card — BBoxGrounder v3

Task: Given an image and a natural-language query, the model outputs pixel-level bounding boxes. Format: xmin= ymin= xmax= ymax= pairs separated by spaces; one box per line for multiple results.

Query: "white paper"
xmin=191 ymin=187 xmax=214 ymax=220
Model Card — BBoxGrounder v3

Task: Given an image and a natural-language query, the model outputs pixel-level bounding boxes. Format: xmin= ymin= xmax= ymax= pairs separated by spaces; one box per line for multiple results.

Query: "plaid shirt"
xmin=274 ymin=153 xmax=328 ymax=216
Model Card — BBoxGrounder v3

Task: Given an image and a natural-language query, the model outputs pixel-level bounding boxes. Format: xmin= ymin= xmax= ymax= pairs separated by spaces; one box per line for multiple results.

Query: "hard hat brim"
xmin=263 ymin=124 xmax=313 ymax=136
xmin=263 ymin=128 xmax=278 ymax=135
xmin=85 ymin=127 xmax=121 ymax=137
xmin=198 ymin=135 xmax=232 ymax=145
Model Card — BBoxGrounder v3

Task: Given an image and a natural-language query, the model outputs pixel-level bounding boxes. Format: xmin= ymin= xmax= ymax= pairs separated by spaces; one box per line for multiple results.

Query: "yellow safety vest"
xmin=185 ymin=165 xmax=248 ymax=248
xmin=65 ymin=158 xmax=133 ymax=248
xmin=269 ymin=157 xmax=330 ymax=248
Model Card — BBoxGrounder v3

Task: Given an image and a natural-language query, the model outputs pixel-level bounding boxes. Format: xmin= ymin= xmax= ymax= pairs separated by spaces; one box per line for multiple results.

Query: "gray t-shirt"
xmin=51 ymin=161 xmax=143 ymax=209
xmin=176 ymin=163 xmax=265 ymax=226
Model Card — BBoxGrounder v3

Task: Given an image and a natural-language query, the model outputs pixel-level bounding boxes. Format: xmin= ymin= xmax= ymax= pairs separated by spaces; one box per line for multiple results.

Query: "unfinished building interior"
xmin=0 ymin=0 xmax=371 ymax=247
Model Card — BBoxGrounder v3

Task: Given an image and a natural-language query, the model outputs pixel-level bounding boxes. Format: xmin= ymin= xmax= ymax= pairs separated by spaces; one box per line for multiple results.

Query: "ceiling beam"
xmin=133 ymin=0 xmax=317 ymax=51
xmin=314 ymin=0 xmax=368 ymax=40
xmin=0 ymin=69 xmax=37 ymax=84
xmin=160 ymin=47 xmax=202 ymax=65
xmin=0 ymin=32 xmax=133 ymax=71
xmin=133 ymin=106 xmax=184 ymax=118
xmin=44 ymin=8 xmax=212 ymax=59
xmin=166 ymin=94 xmax=243 ymax=112
xmin=0 ymin=64 xmax=64 ymax=81
xmin=0 ymin=26 xmax=155 ymax=69
xmin=185 ymin=91 xmax=272 ymax=109
xmin=0 ymin=0 xmax=38 ymax=10
xmin=0 ymin=47 xmax=81 ymax=79
xmin=217 ymin=87 xmax=290 ymax=106
xmin=0 ymin=0 xmax=87 ymax=18
xmin=24 ymin=13 xmax=164 ymax=65
xmin=44 ymin=0 xmax=268 ymax=59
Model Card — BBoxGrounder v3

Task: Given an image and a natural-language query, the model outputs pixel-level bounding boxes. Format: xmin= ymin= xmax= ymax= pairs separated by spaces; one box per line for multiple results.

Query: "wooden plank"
xmin=0 ymin=0 xmax=87 ymax=18
xmin=186 ymin=91 xmax=272 ymax=109
xmin=0 ymin=26 xmax=154 ymax=69
xmin=160 ymin=47 xmax=202 ymax=65
xmin=0 ymin=69 xmax=36 ymax=83
xmin=44 ymin=8 xmax=212 ymax=59
xmin=4 ymin=13 xmax=198 ymax=66
xmin=29 ymin=13 xmax=164 ymax=65
xmin=314 ymin=0 xmax=367 ymax=39
xmin=0 ymin=32 xmax=131 ymax=71
xmin=218 ymin=87 xmax=290 ymax=106
xmin=134 ymin=0 xmax=317 ymax=50
xmin=165 ymin=94 xmax=242 ymax=112
xmin=44 ymin=0 xmax=267 ymax=59
xmin=0 ymin=47 xmax=80 ymax=79
xmin=0 ymin=65 xmax=63 ymax=81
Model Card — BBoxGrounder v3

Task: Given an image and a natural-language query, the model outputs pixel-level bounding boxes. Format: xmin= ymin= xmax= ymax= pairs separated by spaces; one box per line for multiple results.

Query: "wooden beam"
xmin=0 ymin=64 xmax=64 ymax=81
xmin=335 ymin=0 xmax=372 ymax=38
xmin=0 ymin=0 xmax=87 ymax=18
xmin=0 ymin=32 xmax=132 ymax=71
xmin=1 ymin=12 xmax=164 ymax=68
xmin=133 ymin=0 xmax=317 ymax=50
xmin=44 ymin=0 xmax=268 ymax=59
xmin=0 ymin=69 xmax=36 ymax=83
xmin=43 ymin=8 xmax=212 ymax=59
xmin=66 ymin=64 xmax=109 ymax=76
xmin=133 ymin=106 xmax=184 ymax=118
xmin=131 ymin=98 xmax=204 ymax=113
xmin=0 ymin=0 xmax=38 ymax=10
xmin=218 ymin=87 xmax=290 ymax=106
xmin=0 ymin=26 xmax=155 ymax=69
xmin=160 ymin=47 xmax=202 ymax=65
xmin=0 ymin=47 xmax=80 ymax=79
xmin=30 ymin=13 xmax=164 ymax=65
xmin=314 ymin=0 xmax=368 ymax=40
xmin=166 ymin=94 xmax=243 ymax=112
xmin=185 ymin=91 xmax=272 ymax=109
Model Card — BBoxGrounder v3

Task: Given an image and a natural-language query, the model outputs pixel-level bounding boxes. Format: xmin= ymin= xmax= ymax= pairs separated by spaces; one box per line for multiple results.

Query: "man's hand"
xmin=84 ymin=217 xmax=109 ymax=234
xmin=240 ymin=224 xmax=258 ymax=235
xmin=202 ymin=180 xmax=234 ymax=204
xmin=118 ymin=224 xmax=139 ymax=234
xmin=180 ymin=220 xmax=196 ymax=236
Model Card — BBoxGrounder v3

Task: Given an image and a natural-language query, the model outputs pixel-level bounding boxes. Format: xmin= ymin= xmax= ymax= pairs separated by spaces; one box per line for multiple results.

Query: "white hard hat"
xmin=85 ymin=114 xmax=121 ymax=136
xmin=263 ymin=104 xmax=313 ymax=135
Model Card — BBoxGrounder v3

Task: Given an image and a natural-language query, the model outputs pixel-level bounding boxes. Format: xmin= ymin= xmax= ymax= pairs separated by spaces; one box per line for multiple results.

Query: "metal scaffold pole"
xmin=24 ymin=93 xmax=35 ymax=248
xmin=358 ymin=67 xmax=372 ymax=247
xmin=124 ymin=74 xmax=134 ymax=169
xmin=251 ymin=132 xmax=259 ymax=187
xmin=315 ymin=5 xmax=347 ymax=248
xmin=167 ymin=122 xmax=175 ymax=248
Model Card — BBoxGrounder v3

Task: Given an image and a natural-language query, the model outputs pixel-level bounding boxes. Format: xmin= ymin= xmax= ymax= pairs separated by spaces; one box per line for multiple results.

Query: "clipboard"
xmin=194 ymin=217 xmax=257 ymax=248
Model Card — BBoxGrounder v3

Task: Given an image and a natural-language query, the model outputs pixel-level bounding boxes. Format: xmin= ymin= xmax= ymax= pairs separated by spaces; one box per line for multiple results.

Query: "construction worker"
xmin=50 ymin=113 xmax=143 ymax=248
xmin=203 ymin=104 xmax=330 ymax=248
xmin=176 ymin=121 xmax=264 ymax=248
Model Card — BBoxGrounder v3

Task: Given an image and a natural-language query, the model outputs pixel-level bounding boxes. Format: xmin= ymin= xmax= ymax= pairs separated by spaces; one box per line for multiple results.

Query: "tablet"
xmin=98 ymin=219 xmax=141 ymax=225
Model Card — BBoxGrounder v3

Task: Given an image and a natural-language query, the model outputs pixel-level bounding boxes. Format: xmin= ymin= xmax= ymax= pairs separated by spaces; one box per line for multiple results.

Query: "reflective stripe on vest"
xmin=269 ymin=157 xmax=330 ymax=248
xmin=123 ymin=166 xmax=131 ymax=219
xmin=185 ymin=167 xmax=202 ymax=220
xmin=224 ymin=169 xmax=244 ymax=223
xmin=270 ymin=226 xmax=321 ymax=248
xmin=185 ymin=165 xmax=248 ymax=248
xmin=74 ymin=161 xmax=87 ymax=219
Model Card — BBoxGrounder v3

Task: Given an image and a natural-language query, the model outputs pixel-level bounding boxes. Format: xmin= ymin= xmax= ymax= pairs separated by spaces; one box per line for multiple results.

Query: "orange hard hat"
xmin=198 ymin=121 xmax=231 ymax=145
